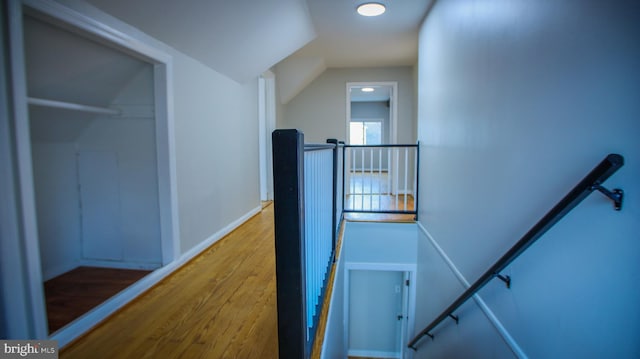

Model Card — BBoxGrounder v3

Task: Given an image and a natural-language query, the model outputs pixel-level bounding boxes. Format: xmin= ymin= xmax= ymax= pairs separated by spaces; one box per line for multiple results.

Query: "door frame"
xmin=346 ymin=82 xmax=399 ymax=195
xmin=258 ymin=70 xmax=276 ymax=201
xmin=346 ymin=81 xmax=398 ymax=145
xmin=344 ymin=262 xmax=416 ymax=359
xmin=6 ymin=0 xmax=179 ymax=341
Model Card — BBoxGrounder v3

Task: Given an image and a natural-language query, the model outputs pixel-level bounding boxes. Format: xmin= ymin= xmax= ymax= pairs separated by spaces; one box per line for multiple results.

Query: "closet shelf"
xmin=28 ymin=97 xmax=121 ymax=116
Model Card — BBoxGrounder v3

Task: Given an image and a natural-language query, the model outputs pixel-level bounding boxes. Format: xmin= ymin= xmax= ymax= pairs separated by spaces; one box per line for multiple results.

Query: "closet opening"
xmin=16 ymin=2 xmax=178 ymax=336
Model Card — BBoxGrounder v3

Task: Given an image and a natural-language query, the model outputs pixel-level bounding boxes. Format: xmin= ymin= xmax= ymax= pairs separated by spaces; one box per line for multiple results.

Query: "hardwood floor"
xmin=62 ymin=204 xmax=278 ymax=358
xmin=345 ymin=172 xmax=416 ymax=213
xmin=346 ymin=193 xmax=415 ymax=212
xmin=45 ymin=267 xmax=151 ymax=333
xmin=343 ymin=211 xmax=416 ymax=222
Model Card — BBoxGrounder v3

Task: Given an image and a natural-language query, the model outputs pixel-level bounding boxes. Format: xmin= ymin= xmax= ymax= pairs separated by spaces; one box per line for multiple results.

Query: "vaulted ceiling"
xmin=83 ymin=0 xmax=433 ymax=100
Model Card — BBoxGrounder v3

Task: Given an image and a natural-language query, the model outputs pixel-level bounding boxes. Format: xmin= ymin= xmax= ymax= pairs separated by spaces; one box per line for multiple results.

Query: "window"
xmin=350 ymin=121 xmax=382 ymax=145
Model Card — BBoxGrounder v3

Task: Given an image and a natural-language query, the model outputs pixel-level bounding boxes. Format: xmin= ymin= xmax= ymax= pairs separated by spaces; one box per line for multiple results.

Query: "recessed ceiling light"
xmin=357 ymin=3 xmax=386 ymax=17
xmin=361 ymin=87 xmax=375 ymax=92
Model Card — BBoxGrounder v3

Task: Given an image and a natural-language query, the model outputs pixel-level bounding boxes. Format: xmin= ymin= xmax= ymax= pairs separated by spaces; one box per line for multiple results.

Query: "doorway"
xmin=345 ymin=264 xmax=415 ymax=359
xmin=345 ymin=82 xmax=410 ymax=213
xmin=258 ymin=71 xmax=276 ymax=202
xmin=346 ymin=82 xmax=397 ymax=146
xmin=6 ymin=0 xmax=178 ymax=339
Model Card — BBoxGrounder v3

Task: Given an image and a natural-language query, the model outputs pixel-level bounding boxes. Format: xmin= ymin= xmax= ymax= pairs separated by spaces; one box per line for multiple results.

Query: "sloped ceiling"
xmin=73 ymin=0 xmax=432 ymax=101
xmin=84 ymin=0 xmax=317 ymax=83
xmin=300 ymin=0 xmax=433 ymax=68
xmin=275 ymin=56 xmax=326 ymax=105
xmin=24 ymin=15 xmax=148 ymax=107
xmin=24 ymin=14 xmax=150 ymax=142
xmin=277 ymin=0 xmax=434 ymax=103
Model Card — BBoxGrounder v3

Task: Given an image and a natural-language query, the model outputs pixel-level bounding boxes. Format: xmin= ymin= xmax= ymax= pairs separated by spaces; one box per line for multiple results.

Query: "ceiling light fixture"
xmin=357 ymin=3 xmax=386 ymax=17
xmin=361 ymin=87 xmax=375 ymax=92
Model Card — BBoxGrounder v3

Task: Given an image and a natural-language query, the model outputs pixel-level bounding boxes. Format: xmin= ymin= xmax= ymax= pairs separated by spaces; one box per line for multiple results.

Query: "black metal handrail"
xmin=305 ymin=144 xmax=336 ymax=152
xmin=408 ymin=153 xmax=625 ymax=350
xmin=344 ymin=144 xmax=419 ymax=148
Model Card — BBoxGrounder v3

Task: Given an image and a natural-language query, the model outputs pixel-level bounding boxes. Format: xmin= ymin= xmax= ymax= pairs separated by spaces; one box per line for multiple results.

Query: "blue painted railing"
xmin=272 ymin=130 xmax=343 ymax=359
xmin=303 ymin=146 xmax=334 ymax=338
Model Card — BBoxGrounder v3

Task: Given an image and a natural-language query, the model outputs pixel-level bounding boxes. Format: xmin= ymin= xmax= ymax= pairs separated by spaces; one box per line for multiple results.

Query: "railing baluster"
xmin=404 ymin=147 xmax=409 ymax=210
xmin=387 ymin=148 xmax=392 ymax=195
xmin=360 ymin=148 xmax=365 ymax=210
xmin=341 ymin=144 xmax=418 ymax=215
xmin=378 ymin=147 xmax=383 ymax=208
xmin=352 ymin=148 xmax=356 ymax=196
xmin=394 ymin=148 xmax=399 ymax=206
xmin=369 ymin=147 xmax=374 ymax=209
xmin=273 ymin=133 xmax=421 ymax=358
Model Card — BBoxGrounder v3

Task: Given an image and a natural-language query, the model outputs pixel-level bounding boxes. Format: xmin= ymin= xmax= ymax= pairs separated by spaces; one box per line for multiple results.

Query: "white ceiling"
xmin=24 ymin=13 xmax=151 ymax=142
xmin=278 ymin=0 xmax=433 ymax=103
xmin=297 ymin=0 xmax=433 ymax=68
xmin=81 ymin=0 xmax=432 ymax=97
xmin=85 ymin=0 xmax=317 ymax=83
xmin=350 ymin=85 xmax=392 ymax=102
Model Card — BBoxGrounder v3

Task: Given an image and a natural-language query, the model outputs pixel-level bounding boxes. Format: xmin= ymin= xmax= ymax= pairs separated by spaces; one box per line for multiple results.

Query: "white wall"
xmin=55 ymin=0 xmax=261 ymax=255
xmin=349 ymin=270 xmax=403 ymax=356
xmin=344 ymin=222 xmax=417 ymax=264
xmin=172 ymin=54 xmax=259 ymax=252
xmin=1 ymin=0 xmax=262 ymax=339
xmin=322 ymin=222 xmax=418 ymax=358
xmin=29 ymin=62 xmax=162 ymax=278
xmin=415 ymin=0 xmax=640 ymax=358
xmin=280 ymin=67 xmax=415 ymax=143
xmin=31 ymin=143 xmax=81 ymax=279
xmin=76 ymin=66 xmax=162 ymax=266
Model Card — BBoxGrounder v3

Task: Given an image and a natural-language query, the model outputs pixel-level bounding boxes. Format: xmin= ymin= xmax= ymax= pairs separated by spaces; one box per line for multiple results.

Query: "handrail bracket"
xmin=448 ymin=313 xmax=459 ymax=324
xmin=408 ymin=154 xmax=625 ymax=352
xmin=495 ymin=274 xmax=511 ymax=289
xmin=590 ymin=183 xmax=624 ymax=211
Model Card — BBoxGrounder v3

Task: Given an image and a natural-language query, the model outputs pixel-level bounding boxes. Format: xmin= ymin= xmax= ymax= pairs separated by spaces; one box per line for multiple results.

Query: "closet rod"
xmin=27 ymin=97 xmax=121 ymax=116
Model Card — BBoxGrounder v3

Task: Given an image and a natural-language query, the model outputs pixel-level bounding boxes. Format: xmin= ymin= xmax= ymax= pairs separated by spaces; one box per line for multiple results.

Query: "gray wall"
xmin=280 ymin=67 xmax=415 ymax=143
xmin=172 ymin=53 xmax=259 ymax=252
xmin=29 ymin=60 xmax=163 ymax=279
xmin=415 ymin=0 xmax=640 ymax=358
xmin=2 ymin=0 xmax=261 ymax=339
xmin=351 ymin=101 xmax=390 ymax=144
xmin=55 ymin=0 xmax=261 ymax=255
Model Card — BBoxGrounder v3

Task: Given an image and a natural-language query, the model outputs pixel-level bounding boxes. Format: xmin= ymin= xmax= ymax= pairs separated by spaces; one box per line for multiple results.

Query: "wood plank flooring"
xmin=62 ymin=204 xmax=278 ymax=358
xmin=343 ymin=212 xmax=416 ymax=222
xmin=45 ymin=267 xmax=151 ymax=333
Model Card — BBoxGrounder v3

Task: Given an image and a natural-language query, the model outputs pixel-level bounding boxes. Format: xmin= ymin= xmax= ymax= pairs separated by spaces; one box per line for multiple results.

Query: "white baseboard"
xmin=397 ymin=188 xmax=414 ymax=196
xmin=43 ymin=257 xmax=167 ymax=281
xmin=78 ymin=260 xmax=161 ymax=271
xmin=178 ymin=205 xmax=261 ymax=261
xmin=51 ymin=205 xmax=262 ymax=348
xmin=416 ymin=222 xmax=528 ymax=359
xmin=348 ymin=349 xmax=400 ymax=358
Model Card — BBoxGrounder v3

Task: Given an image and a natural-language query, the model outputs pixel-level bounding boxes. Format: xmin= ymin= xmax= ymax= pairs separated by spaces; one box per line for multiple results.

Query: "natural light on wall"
xmin=350 ymin=121 xmax=382 ymax=145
